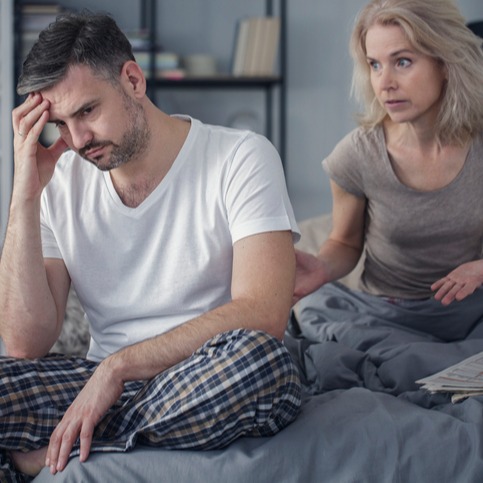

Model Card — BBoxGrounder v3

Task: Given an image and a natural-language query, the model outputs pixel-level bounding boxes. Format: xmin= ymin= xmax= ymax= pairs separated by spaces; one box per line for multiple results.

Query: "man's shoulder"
xmin=187 ymin=115 xmax=271 ymax=151
xmin=181 ymin=117 xmax=279 ymax=175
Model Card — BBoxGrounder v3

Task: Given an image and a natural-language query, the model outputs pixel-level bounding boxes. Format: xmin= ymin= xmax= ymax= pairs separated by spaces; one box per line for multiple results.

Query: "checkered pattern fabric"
xmin=0 ymin=329 xmax=301 ymax=482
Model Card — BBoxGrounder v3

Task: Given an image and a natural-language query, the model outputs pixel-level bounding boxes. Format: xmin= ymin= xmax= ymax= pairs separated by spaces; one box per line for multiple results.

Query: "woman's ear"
xmin=121 ymin=60 xmax=146 ymax=98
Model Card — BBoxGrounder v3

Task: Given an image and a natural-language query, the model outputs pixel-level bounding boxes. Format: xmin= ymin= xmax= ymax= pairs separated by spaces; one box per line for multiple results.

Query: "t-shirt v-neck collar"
xmin=102 ymin=115 xmax=197 ymax=216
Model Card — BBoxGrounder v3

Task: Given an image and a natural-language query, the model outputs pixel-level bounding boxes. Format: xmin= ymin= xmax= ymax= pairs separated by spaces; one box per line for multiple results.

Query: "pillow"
xmin=296 ymin=214 xmax=363 ymax=290
xmin=50 ymin=288 xmax=89 ymax=357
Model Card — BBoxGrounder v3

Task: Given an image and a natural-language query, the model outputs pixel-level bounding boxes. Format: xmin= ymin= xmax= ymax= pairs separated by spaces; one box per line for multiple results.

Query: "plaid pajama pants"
xmin=0 ymin=329 xmax=301 ymax=482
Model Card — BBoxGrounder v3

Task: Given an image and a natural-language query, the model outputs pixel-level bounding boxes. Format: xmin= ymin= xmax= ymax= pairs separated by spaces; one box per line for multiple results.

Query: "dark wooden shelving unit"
xmin=141 ymin=0 xmax=287 ymax=163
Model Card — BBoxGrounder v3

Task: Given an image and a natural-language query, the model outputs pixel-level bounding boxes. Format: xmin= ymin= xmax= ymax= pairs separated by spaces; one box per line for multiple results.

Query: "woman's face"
xmin=365 ymin=23 xmax=447 ymax=128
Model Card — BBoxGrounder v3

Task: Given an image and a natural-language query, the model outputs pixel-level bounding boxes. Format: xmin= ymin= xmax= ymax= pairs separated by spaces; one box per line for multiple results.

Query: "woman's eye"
xmin=369 ymin=61 xmax=380 ymax=71
xmin=397 ymin=58 xmax=411 ymax=68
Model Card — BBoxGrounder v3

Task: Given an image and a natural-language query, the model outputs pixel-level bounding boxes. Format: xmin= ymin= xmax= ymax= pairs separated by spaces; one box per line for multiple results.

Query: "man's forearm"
xmin=102 ymin=296 xmax=288 ymax=385
xmin=0 ymin=198 xmax=60 ymax=357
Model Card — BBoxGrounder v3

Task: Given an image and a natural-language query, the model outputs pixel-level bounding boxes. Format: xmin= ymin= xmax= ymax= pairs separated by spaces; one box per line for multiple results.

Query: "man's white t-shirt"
xmin=41 ymin=116 xmax=299 ymax=361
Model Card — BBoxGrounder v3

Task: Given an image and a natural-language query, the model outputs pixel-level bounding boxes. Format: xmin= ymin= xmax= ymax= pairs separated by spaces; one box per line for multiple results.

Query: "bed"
xmin=33 ymin=214 xmax=483 ymax=483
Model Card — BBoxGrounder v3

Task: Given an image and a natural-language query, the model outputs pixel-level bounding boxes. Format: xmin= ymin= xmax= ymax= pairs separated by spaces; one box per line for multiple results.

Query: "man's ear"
xmin=121 ymin=60 xmax=146 ymax=98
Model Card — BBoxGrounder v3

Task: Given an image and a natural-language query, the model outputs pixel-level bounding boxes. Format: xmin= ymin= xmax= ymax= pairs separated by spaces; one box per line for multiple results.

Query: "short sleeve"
xmin=322 ymin=129 xmax=366 ymax=198
xmin=223 ymin=133 xmax=300 ymax=244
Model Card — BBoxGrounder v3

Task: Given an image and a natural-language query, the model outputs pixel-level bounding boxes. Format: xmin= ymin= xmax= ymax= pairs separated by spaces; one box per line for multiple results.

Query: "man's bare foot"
xmin=10 ymin=447 xmax=48 ymax=476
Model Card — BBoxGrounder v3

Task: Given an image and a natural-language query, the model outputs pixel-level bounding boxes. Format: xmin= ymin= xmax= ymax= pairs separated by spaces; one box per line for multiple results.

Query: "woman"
xmin=293 ymin=0 xmax=483 ymax=341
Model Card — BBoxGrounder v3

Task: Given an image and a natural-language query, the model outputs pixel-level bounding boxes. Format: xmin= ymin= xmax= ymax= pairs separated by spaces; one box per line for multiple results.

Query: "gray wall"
xmin=22 ymin=0 xmax=483 ymax=221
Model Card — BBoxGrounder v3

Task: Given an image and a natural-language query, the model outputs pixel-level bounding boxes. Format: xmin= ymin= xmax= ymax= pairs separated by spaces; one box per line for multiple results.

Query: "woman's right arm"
xmin=294 ymin=180 xmax=366 ymax=302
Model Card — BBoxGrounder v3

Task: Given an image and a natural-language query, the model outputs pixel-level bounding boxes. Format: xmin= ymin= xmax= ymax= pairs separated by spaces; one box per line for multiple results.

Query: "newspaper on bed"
xmin=416 ymin=351 xmax=483 ymax=403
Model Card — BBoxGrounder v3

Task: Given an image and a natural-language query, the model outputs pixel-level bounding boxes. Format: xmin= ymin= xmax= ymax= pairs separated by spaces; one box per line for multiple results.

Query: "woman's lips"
xmin=385 ymin=99 xmax=407 ymax=109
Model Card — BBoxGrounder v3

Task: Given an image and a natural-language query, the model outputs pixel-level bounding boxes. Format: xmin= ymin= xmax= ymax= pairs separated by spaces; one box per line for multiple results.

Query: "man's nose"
xmin=70 ymin=124 xmax=93 ymax=151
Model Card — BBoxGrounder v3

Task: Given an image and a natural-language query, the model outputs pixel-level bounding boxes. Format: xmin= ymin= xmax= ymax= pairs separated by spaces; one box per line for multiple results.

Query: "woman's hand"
xmin=431 ymin=260 xmax=483 ymax=305
xmin=293 ymin=249 xmax=329 ymax=304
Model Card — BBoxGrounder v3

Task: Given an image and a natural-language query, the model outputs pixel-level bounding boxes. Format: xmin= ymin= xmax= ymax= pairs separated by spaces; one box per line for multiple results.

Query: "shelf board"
xmin=147 ymin=75 xmax=282 ymax=89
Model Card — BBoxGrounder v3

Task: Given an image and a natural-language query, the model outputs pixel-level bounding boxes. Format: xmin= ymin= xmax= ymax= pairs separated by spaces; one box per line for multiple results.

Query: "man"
xmin=0 ymin=11 xmax=301 ymax=480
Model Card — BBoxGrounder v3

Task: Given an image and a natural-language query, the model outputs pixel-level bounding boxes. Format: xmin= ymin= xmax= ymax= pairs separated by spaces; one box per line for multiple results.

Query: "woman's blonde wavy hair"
xmin=350 ymin=0 xmax=483 ymax=145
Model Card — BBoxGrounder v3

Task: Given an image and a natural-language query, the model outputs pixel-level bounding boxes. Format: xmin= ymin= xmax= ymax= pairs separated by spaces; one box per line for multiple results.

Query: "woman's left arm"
xmin=431 ymin=259 xmax=483 ymax=305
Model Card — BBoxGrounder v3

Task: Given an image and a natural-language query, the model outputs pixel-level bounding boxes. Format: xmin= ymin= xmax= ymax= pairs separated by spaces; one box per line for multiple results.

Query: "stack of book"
xmin=232 ymin=16 xmax=281 ymax=77
xmin=135 ymin=51 xmax=184 ymax=80
xmin=417 ymin=351 xmax=483 ymax=402
xmin=125 ymin=30 xmax=151 ymax=52
xmin=21 ymin=3 xmax=64 ymax=62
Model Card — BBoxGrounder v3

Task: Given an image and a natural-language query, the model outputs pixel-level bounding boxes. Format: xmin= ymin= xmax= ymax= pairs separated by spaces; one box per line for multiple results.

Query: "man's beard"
xmin=79 ymin=93 xmax=150 ymax=171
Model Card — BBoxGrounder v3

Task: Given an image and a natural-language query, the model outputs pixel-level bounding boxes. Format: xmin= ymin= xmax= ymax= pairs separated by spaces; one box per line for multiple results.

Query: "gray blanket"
xmin=34 ymin=283 xmax=483 ymax=483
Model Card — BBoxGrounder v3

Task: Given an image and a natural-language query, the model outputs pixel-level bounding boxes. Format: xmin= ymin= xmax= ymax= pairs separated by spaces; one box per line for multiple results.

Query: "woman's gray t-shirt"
xmin=323 ymin=126 xmax=483 ymax=299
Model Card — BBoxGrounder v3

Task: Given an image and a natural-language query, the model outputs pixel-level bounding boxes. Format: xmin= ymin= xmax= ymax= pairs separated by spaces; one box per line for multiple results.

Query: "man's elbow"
xmin=260 ymin=303 xmax=292 ymax=341
xmin=6 ymin=347 xmax=51 ymax=359
xmin=3 ymin=338 xmax=51 ymax=359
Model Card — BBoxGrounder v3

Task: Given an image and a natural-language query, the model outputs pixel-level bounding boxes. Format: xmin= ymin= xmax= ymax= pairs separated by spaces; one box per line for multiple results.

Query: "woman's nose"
xmin=379 ymin=67 xmax=397 ymax=90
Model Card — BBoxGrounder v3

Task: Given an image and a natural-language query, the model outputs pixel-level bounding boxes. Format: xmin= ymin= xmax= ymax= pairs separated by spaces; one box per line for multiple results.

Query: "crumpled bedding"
xmin=34 ymin=283 xmax=483 ymax=483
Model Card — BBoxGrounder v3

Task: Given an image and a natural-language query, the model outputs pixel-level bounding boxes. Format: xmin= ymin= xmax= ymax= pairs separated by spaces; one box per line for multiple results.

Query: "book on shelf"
xmin=125 ymin=30 xmax=151 ymax=52
xmin=21 ymin=3 xmax=63 ymax=30
xmin=232 ymin=16 xmax=281 ymax=77
xmin=417 ymin=351 xmax=483 ymax=403
xmin=20 ymin=3 xmax=64 ymax=61
xmin=21 ymin=3 xmax=62 ymax=15
xmin=232 ymin=19 xmax=250 ymax=76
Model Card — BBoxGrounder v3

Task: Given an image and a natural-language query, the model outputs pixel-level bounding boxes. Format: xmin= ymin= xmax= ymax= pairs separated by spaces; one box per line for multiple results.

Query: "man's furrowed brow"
xmin=48 ymin=99 xmax=100 ymax=124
